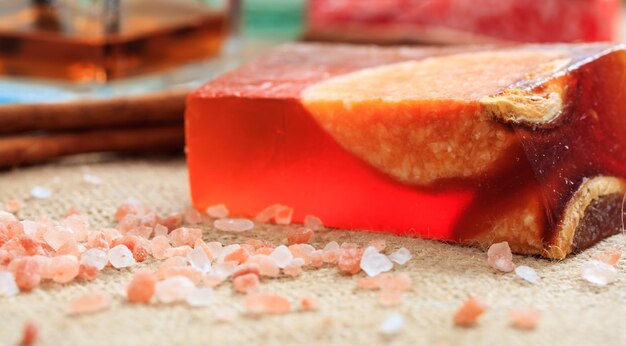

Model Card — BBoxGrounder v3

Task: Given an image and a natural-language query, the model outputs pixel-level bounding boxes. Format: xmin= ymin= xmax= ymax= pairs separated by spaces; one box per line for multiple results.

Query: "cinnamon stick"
xmin=0 ymin=90 xmax=187 ymax=134
xmin=0 ymin=125 xmax=184 ymax=168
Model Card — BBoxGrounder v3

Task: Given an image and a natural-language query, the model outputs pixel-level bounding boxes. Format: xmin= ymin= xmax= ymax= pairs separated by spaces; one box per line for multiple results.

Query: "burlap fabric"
xmin=0 ymin=157 xmax=624 ymax=346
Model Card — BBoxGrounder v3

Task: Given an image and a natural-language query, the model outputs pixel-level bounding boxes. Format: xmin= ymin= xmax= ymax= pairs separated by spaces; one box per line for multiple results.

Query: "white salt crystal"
xmin=270 ymin=245 xmax=293 ymax=269
xmin=515 ymin=265 xmax=540 ymax=284
xmin=83 ymin=174 xmax=103 ymax=185
xmin=43 ymin=226 xmax=74 ymax=251
xmin=155 ymin=276 xmax=195 ymax=304
xmin=360 ymin=246 xmax=393 ymax=277
xmin=30 ymin=186 xmax=52 ymax=199
xmin=80 ymin=248 xmax=108 ymax=270
xmin=389 ymin=247 xmax=412 ymax=265
xmin=108 ymin=244 xmax=136 ymax=269
xmin=379 ymin=313 xmax=405 ymax=335
xmin=0 ymin=272 xmax=19 ymax=297
xmin=211 ymin=262 xmax=239 ymax=279
xmin=187 ymin=247 xmax=212 ymax=273
xmin=206 ymin=204 xmax=229 ymax=219
xmin=186 ymin=287 xmax=214 ymax=307
xmin=213 ymin=218 xmax=254 ymax=232
xmin=323 ymin=241 xmax=340 ymax=252
xmin=581 ymin=260 xmax=617 ymax=286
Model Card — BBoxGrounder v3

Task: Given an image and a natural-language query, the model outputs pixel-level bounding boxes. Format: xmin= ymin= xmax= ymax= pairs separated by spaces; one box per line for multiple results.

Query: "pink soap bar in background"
xmin=306 ymin=0 xmax=619 ymax=44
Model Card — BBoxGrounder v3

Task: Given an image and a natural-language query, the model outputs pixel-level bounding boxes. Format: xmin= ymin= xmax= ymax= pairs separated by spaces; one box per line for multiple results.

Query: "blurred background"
xmin=0 ymin=0 xmax=623 ymax=167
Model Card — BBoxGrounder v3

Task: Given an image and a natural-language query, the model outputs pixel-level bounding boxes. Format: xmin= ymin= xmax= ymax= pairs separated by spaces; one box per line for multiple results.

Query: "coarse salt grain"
xmin=206 ymin=204 xmax=229 ymax=219
xmin=388 ymin=247 xmax=412 ymax=265
xmin=244 ymin=292 xmax=291 ymax=314
xmin=233 ymin=273 xmax=260 ymax=294
xmin=509 ymin=308 xmax=541 ymax=330
xmin=30 ymin=186 xmax=52 ymax=199
xmin=155 ymin=276 xmax=195 ymax=304
xmin=80 ymin=248 xmax=108 ymax=270
xmin=303 ymin=215 xmax=324 ymax=231
xmin=214 ymin=218 xmax=254 ymax=232
xmin=270 ymin=245 xmax=293 ymax=269
xmin=66 ymin=291 xmax=111 ymax=315
xmin=299 ymin=295 xmax=318 ymax=311
xmin=594 ymin=248 xmax=621 ymax=266
xmin=5 ymin=199 xmax=22 ymax=213
xmin=453 ymin=297 xmax=486 ymax=327
xmin=360 ymin=246 xmax=393 ymax=277
xmin=20 ymin=321 xmax=38 ymax=346
xmin=379 ymin=313 xmax=405 ymax=335
xmin=0 ymin=272 xmax=19 ymax=297
xmin=515 ymin=265 xmax=540 ymax=284
xmin=43 ymin=226 xmax=74 ymax=251
xmin=127 ymin=270 xmax=157 ymax=304
xmin=108 ymin=244 xmax=136 ymax=269
xmin=581 ymin=260 xmax=617 ymax=286
xmin=487 ymin=241 xmax=515 ymax=273
xmin=186 ymin=287 xmax=214 ymax=307
xmin=187 ymin=247 xmax=211 ymax=273
xmin=49 ymin=255 xmax=79 ymax=283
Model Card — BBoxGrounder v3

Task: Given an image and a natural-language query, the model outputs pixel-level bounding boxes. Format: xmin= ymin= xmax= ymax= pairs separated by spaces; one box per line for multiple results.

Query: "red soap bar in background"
xmin=306 ymin=0 xmax=619 ymax=44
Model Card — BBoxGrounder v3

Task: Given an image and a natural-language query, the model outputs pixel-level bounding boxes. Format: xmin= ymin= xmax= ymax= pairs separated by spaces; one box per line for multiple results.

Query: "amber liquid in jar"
xmin=0 ymin=0 xmax=227 ymax=82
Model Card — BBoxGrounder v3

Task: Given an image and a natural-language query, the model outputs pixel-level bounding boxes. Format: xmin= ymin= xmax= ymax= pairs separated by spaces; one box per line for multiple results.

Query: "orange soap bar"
xmin=186 ymin=43 xmax=626 ymax=258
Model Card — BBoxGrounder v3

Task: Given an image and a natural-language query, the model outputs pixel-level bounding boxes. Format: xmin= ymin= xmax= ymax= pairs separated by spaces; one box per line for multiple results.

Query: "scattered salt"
xmin=30 ymin=186 xmax=52 ymax=199
xmin=594 ymin=248 xmax=621 ymax=266
xmin=509 ymin=308 xmax=541 ymax=330
xmin=0 ymin=272 xmax=19 ymax=297
xmin=244 ymin=292 xmax=291 ymax=314
xmin=487 ymin=241 xmax=515 ymax=272
xmin=108 ymin=244 xmax=136 ymax=269
xmin=187 ymin=247 xmax=212 ymax=273
xmin=379 ymin=313 xmax=405 ymax=335
xmin=360 ymin=246 xmax=393 ymax=277
xmin=453 ymin=296 xmax=486 ymax=327
xmin=303 ymin=214 xmax=324 ymax=231
xmin=186 ymin=287 xmax=214 ymax=307
xmin=206 ymin=204 xmax=229 ymax=219
xmin=155 ymin=276 xmax=195 ymax=304
xmin=270 ymin=245 xmax=293 ymax=269
xmin=515 ymin=265 xmax=540 ymax=284
xmin=20 ymin=321 xmax=38 ymax=346
xmin=80 ymin=248 xmax=108 ymax=270
xmin=388 ymin=247 xmax=412 ymax=265
xmin=213 ymin=218 xmax=254 ymax=232
xmin=66 ymin=291 xmax=111 ymax=315
xmin=43 ymin=226 xmax=74 ymax=251
xmin=127 ymin=270 xmax=157 ymax=304
xmin=581 ymin=260 xmax=617 ymax=286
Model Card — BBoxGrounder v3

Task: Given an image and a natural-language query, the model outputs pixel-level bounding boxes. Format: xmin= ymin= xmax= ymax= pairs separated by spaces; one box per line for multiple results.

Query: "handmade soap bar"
xmin=306 ymin=0 xmax=618 ymax=44
xmin=186 ymin=43 xmax=626 ymax=258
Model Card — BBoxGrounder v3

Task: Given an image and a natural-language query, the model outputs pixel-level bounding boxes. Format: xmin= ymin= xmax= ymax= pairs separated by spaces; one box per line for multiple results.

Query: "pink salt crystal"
xmin=0 ymin=272 xmax=19 ymax=296
xmin=11 ymin=257 xmax=41 ymax=291
xmin=515 ymin=265 xmax=540 ymax=284
xmin=255 ymin=247 xmax=273 ymax=256
xmin=32 ymin=256 xmax=52 ymax=279
xmin=127 ymin=270 xmax=157 ymax=304
xmin=303 ymin=215 xmax=324 ymax=231
xmin=127 ymin=226 xmax=153 ymax=239
xmin=206 ymin=204 xmax=229 ymax=219
xmin=283 ymin=263 xmax=303 ymax=277
xmin=140 ymin=212 xmax=159 ymax=228
xmin=509 ymin=308 xmax=541 ymax=330
xmin=66 ymin=291 xmax=111 ymax=315
xmin=164 ymin=246 xmax=193 ymax=258
xmin=78 ymin=264 xmax=99 ymax=281
xmin=194 ymin=239 xmax=215 ymax=261
xmin=20 ymin=321 xmax=37 ymax=346
xmin=368 ymin=239 xmax=386 ymax=252
xmin=159 ymin=265 xmax=203 ymax=284
xmin=224 ymin=248 xmax=250 ymax=264
xmin=155 ymin=276 xmax=195 ymax=304
xmin=187 ymin=247 xmax=211 ymax=273
xmin=115 ymin=197 xmax=148 ymax=221
xmin=247 ymin=255 xmax=280 ymax=277
xmin=204 ymin=273 xmax=227 ymax=288
xmin=287 ymin=227 xmax=314 ymax=245
xmin=323 ymin=249 xmax=340 ymax=263
xmin=274 ymin=206 xmax=294 ymax=225
xmin=101 ymin=228 xmax=122 ymax=245
xmin=108 ymin=244 xmax=136 ymax=269
xmin=453 ymin=297 xmax=487 ymax=327
xmin=56 ymin=239 xmax=82 ymax=258
xmin=186 ymin=287 xmax=214 ymax=307
xmin=62 ymin=214 xmax=89 ymax=241
xmin=254 ymin=204 xmax=285 ymax=223
xmin=18 ymin=236 xmax=44 ymax=256
xmin=86 ymin=231 xmax=109 ymax=250
xmin=389 ymin=247 xmax=412 ymax=265
xmin=159 ymin=212 xmax=182 ymax=231
xmin=219 ymin=244 xmax=241 ymax=262
xmin=338 ymin=248 xmax=363 ymax=275
xmin=169 ymin=227 xmax=203 ymax=247
xmin=210 ymin=261 xmax=239 ymax=279
xmin=214 ymin=307 xmax=238 ymax=322
xmin=360 ymin=246 xmax=393 ymax=277
xmin=270 ymin=245 xmax=293 ymax=269
xmin=487 ymin=241 xmax=516 ymax=273
xmin=213 ymin=218 xmax=254 ymax=232
xmin=151 ymin=235 xmax=172 ymax=260
xmin=154 ymin=224 xmax=169 ymax=238
xmin=183 ymin=208 xmax=203 ymax=225
xmin=594 ymin=249 xmax=622 ymax=266
xmin=43 ymin=226 xmax=74 ymax=251
xmin=288 ymin=245 xmax=311 ymax=265
xmin=132 ymin=246 xmax=148 ymax=262
xmin=233 ymin=273 xmax=260 ymax=294
xmin=299 ymin=295 xmax=318 ymax=311
xmin=116 ymin=214 xmax=140 ymax=233
xmin=231 ymin=264 xmax=261 ymax=280
xmin=158 ymin=257 xmax=188 ymax=273
xmin=0 ymin=210 xmax=17 ymax=223
xmin=360 ymin=273 xmax=413 ymax=292
xmin=244 ymin=293 xmax=291 ymax=314
xmin=206 ymin=241 xmax=223 ymax=257
xmin=581 ymin=260 xmax=617 ymax=286
xmin=5 ymin=199 xmax=22 ymax=214
xmin=49 ymin=255 xmax=79 ymax=283
xmin=378 ymin=290 xmax=404 ymax=307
